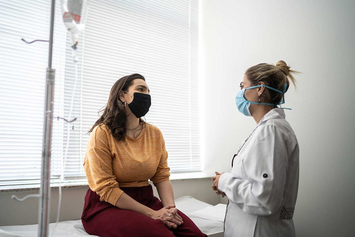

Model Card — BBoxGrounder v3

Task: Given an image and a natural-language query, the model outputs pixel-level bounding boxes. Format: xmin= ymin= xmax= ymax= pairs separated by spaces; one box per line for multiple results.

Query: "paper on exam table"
xmin=0 ymin=220 xmax=97 ymax=237
xmin=189 ymin=203 xmax=227 ymax=222
xmin=0 ymin=228 xmax=20 ymax=237
xmin=175 ymin=195 xmax=212 ymax=214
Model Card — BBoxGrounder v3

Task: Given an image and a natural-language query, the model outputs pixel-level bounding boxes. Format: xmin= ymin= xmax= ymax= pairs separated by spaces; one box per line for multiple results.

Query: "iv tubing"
xmin=51 ymin=50 xmax=79 ymax=236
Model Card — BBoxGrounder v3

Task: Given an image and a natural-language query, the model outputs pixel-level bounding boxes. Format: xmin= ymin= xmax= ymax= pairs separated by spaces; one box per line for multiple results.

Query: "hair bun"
xmin=276 ymin=60 xmax=290 ymax=75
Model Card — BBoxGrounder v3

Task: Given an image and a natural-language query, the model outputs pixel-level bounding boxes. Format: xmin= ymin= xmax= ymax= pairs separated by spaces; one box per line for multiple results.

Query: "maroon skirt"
xmin=81 ymin=185 xmax=206 ymax=237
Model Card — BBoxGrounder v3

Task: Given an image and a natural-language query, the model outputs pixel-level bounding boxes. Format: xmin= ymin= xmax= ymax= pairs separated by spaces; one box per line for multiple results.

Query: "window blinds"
xmin=0 ymin=0 xmax=67 ymax=187
xmin=0 ymin=0 xmax=200 ymax=189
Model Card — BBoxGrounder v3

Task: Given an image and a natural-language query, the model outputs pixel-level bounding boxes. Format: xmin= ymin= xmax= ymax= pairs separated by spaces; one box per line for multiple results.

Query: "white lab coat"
xmin=218 ymin=108 xmax=299 ymax=237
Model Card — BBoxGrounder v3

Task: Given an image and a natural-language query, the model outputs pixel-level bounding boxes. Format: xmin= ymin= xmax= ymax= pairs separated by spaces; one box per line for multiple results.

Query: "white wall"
xmin=201 ymin=0 xmax=355 ymax=236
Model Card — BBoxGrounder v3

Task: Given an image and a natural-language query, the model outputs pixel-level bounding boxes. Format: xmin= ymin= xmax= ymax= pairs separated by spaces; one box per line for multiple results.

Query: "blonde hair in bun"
xmin=245 ymin=60 xmax=299 ymax=104
xmin=275 ymin=60 xmax=297 ymax=88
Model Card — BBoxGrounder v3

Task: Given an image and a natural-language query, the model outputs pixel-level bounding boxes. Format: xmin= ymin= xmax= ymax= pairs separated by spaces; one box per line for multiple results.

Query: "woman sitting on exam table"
xmin=81 ymin=73 xmax=206 ymax=237
xmin=213 ymin=61 xmax=299 ymax=237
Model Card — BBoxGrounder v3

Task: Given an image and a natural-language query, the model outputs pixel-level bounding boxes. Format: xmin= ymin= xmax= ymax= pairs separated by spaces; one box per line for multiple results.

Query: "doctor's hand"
xmin=212 ymin=172 xmax=226 ymax=197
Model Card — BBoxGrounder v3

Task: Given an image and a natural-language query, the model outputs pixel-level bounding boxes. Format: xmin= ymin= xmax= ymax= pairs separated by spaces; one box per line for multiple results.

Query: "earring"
xmin=258 ymin=97 xmax=261 ymax=102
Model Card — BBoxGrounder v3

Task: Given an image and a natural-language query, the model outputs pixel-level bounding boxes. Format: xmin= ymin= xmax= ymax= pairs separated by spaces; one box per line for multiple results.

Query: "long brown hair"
xmin=245 ymin=60 xmax=298 ymax=105
xmin=89 ymin=73 xmax=145 ymax=140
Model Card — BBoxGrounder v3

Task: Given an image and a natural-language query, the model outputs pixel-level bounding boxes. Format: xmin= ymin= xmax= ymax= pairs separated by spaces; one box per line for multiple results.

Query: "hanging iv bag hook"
xmin=12 ymin=194 xmax=40 ymax=202
xmin=21 ymin=38 xmax=49 ymax=44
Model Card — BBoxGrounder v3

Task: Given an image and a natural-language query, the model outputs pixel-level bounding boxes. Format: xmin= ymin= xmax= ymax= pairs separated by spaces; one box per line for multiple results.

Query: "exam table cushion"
xmin=0 ymin=196 xmax=225 ymax=237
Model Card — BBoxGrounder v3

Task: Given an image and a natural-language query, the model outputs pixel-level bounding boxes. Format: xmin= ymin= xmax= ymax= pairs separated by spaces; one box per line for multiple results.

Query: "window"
xmin=0 ymin=0 xmax=200 ymax=189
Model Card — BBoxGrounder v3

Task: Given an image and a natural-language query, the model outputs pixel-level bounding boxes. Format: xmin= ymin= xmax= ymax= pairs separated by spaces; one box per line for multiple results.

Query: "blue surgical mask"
xmin=235 ymin=84 xmax=288 ymax=116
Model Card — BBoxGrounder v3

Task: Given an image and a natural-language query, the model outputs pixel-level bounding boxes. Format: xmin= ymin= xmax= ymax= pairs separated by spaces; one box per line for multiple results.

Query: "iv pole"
xmin=38 ymin=0 xmax=56 ymax=235
xmin=12 ymin=1 xmax=85 ymax=235
xmin=12 ymin=0 xmax=86 ymax=235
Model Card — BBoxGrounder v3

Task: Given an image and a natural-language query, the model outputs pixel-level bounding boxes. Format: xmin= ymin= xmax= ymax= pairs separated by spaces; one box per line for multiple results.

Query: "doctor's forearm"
xmin=155 ymin=180 xmax=176 ymax=207
xmin=219 ymin=173 xmax=280 ymax=215
xmin=219 ymin=173 xmax=248 ymax=203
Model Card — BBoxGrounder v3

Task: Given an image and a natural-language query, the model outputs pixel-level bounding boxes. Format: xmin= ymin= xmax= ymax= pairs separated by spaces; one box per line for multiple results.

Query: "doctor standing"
xmin=213 ymin=61 xmax=300 ymax=237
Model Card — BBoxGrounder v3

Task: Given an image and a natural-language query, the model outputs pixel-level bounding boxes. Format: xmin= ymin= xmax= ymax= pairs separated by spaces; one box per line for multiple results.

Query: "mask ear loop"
xmin=278 ymin=83 xmax=292 ymax=110
xmin=282 ymin=83 xmax=287 ymax=104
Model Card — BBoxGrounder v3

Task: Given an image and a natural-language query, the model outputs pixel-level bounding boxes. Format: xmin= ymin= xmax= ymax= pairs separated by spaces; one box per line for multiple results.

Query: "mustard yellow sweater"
xmin=84 ymin=123 xmax=170 ymax=206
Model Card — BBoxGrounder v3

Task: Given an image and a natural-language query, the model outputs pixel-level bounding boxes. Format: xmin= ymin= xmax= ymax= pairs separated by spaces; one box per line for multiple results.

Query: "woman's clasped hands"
xmin=151 ymin=205 xmax=183 ymax=229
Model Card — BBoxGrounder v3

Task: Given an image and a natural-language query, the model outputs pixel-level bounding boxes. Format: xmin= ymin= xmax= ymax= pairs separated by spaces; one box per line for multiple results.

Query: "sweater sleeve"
xmin=84 ymin=126 xmax=124 ymax=206
xmin=218 ymin=124 xmax=288 ymax=216
xmin=151 ymin=133 xmax=170 ymax=185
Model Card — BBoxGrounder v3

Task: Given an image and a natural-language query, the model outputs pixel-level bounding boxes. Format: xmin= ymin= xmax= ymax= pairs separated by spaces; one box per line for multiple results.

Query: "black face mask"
xmin=127 ymin=92 xmax=151 ymax=118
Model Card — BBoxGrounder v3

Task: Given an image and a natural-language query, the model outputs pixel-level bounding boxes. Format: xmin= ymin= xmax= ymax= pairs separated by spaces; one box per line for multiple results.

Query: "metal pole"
xmin=38 ymin=0 xmax=56 ymax=236
xmin=47 ymin=0 xmax=55 ymax=69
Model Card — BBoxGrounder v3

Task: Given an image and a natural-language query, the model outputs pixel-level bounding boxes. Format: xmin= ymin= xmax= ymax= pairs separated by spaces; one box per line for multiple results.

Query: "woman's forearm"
xmin=115 ymin=192 xmax=154 ymax=217
xmin=155 ymin=180 xmax=175 ymax=207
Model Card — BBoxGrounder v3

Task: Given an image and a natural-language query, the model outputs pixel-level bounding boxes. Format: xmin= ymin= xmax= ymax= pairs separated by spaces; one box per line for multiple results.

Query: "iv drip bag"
xmin=61 ymin=0 xmax=88 ymax=49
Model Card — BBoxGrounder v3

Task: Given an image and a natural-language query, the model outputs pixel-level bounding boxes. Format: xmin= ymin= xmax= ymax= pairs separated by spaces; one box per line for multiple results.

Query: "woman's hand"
xmin=150 ymin=205 xmax=183 ymax=229
xmin=212 ymin=172 xmax=226 ymax=197
xmin=167 ymin=206 xmax=183 ymax=227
